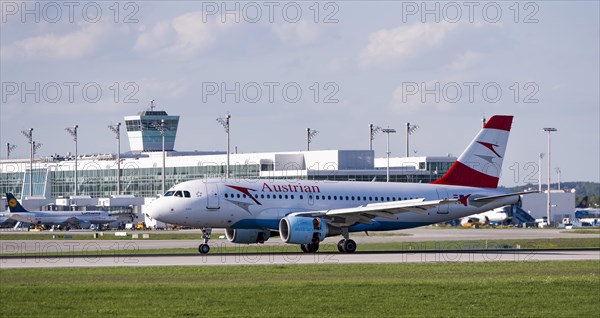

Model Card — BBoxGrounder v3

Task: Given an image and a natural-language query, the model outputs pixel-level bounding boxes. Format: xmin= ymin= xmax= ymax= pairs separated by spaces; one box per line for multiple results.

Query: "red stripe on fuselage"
xmin=483 ymin=115 xmax=513 ymax=131
xmin=431 ymin=161 xmax=499 ymax=188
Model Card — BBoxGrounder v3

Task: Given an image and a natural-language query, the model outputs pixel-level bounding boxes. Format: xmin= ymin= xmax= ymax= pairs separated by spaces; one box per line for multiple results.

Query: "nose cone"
xmin=146 ymin=198 xmax=167 ymax=221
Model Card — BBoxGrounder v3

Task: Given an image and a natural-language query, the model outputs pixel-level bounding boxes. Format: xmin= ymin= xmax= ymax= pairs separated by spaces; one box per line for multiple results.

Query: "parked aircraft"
xmin=460 ymin=206 xmax=509 ymax=226
xmin=147 ymin=115 xmax=532 ymax=254
xmin=5 ymin=193 xmax=118 ymax=228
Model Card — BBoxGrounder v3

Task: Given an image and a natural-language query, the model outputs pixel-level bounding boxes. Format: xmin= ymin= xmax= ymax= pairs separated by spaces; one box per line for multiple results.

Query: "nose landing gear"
xmin=198 ymin=227 xmax=212 ymax=254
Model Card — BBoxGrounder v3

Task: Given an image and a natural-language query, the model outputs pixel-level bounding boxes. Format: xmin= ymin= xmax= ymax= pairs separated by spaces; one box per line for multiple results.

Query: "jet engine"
xmin=279 ymin=215 xmax=334 ymax=244
xmin=225 ymin=228 xmax=270 ymax=244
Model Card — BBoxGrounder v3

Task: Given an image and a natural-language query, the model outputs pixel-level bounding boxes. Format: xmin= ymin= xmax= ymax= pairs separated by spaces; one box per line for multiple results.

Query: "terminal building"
xmin=0 ymin=107 xmax=455 ymax=211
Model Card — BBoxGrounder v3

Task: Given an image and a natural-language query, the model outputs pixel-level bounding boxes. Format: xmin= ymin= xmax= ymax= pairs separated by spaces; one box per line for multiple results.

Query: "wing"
xmin=291 ymin=198 xmax=457 ymax=227
xmin=469 ymin=191 xmax=538 ymax=206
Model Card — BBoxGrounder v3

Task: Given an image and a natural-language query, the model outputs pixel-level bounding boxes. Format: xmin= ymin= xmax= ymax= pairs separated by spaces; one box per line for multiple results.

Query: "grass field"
xmin=1 ymin=261 xmax=598 ymax=317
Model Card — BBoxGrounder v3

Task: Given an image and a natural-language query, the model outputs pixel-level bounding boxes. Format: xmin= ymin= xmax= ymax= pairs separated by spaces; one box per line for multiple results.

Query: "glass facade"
xmin=0 ymin=158 xmax=452 ymax=199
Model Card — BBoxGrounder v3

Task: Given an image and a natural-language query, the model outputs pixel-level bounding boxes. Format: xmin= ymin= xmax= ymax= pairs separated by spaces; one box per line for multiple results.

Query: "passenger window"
xmin=333 ymin=196 xmax=337 ymax=200
xmin=279 ymin=195 xmax=283 ymax=199
xmin=267 ymin=194 xmax=271 ymax=199
xmin=369 ymin=196 xmax=373 ymax=201
xmin=375 ymin=197 xmax=378 ymax=201
xmin=261 ymin=194 xmax=265 ymax=199
xmin=285 ymin=195 xmax=288 ymax=199
xmin=299 ymin=195 xmax=303 ymax=199
xmin=328 ymin=196 xmax=331 ymax=200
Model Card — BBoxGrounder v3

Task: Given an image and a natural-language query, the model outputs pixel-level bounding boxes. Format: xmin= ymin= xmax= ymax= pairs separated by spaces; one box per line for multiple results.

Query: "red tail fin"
xmin=431 ymin=115 xmax=513 ymax=188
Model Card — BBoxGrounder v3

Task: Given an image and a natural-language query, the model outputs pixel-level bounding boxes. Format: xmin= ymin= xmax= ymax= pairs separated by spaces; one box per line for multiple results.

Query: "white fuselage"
xmin=8 ymin=211 xmax=117 ymax=226
xmin=147 ymin=179 xmax=518 ymax=232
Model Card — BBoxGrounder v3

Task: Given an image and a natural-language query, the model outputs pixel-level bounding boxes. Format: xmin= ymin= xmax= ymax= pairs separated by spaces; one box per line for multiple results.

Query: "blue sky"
xmin=1 ymin=1 xmax=598 ymax=187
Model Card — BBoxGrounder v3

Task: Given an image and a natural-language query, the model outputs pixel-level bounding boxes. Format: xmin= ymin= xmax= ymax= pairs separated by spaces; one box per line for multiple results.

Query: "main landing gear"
xmin=337 ymin=228 xmax=356 ymax=253
xmin=198 ymin=227 xmax=212 ymax=254
xmin=299 ymin=228 xmax=357 ymax=254
xmin=300 ymin=242 xmax=320 ymax=253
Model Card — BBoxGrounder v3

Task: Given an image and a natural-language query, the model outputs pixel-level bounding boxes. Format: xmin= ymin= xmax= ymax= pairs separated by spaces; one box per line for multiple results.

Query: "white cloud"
xmin=271 ymin=21 xmax=318 ymax=46
xmin=134 ymin=11 xmax=234 ymax=57
xmin=1 ymin=23 xmax=111 ymax=60
xmin=360 ymin=22 xmax=458 ymax=69
xmin=447 ymin=50 xmax=483 ymax=71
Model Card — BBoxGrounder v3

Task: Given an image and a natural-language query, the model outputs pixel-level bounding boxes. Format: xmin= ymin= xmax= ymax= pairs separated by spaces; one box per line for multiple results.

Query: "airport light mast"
xmin=108 ymin=123 xmax=122 ymax=195
xmin=216 ymin=114 xmax=231 ymax=179
xmin=555 ymin=167 xmax=561 ymax=191
xmin=307 ymin=128 xmax=318 ymax=151
xmin=543 ymin=127 xmax=557 ymax=226
xmin=21 ymin=128 xmax=34 ymax=198
xmin=538 ymin=153 xmax=544 ymax=192
xmin=382 ymin=127 xmax=396 ymax=182
xmin=406 ymin=122 xmax=418 ymax=157
xmin=152 ymin=120 xmax=167 ymax=195
xmin=6 ymin=143 xmax=16 ymax=160
xmin=65 ymin=125 xmax=79 ymax=196
xmin=369 ymin=124 xmax=382 ymax=151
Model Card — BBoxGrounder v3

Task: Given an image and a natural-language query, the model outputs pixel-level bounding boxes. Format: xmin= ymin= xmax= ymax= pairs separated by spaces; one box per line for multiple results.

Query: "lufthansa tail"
xmin=5 ymin=193 xmax=29 ymax=213
xmin=432 ymin=115 xmax=513 ymax=188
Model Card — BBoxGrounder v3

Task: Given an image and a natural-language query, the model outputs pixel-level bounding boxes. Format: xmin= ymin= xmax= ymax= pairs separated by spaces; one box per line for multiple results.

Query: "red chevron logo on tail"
xmin=476 ymin=141 xmax=502 ymax=158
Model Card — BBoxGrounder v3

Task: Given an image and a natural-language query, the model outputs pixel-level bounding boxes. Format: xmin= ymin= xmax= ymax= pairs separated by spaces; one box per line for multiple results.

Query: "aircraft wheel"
xmin=307 ymin=242 xmax=320 ymax=253
xmin=300 ymin=244 xmax=309 ymax=253
xmin=198 ymin=244 xmax=210 ymax=254
xmin=337 ymin=240 xmax=346 ymax=253
xmin=343 ymin=239 xmax=357 ymax=253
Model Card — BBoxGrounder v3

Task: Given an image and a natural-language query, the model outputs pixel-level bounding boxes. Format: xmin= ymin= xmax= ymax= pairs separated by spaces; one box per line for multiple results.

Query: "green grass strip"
xmin=1 ymin=261 xmax=598 ymax=317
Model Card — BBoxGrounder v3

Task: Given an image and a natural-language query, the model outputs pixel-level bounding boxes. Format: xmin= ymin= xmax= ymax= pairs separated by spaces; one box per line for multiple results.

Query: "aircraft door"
xmin=308 ymin=193 xmax=315 ymax=206
xmin=436 ymin=189 xmax=449 ymax=214
xmin=206 ymin=183 xmax=220 ymax=209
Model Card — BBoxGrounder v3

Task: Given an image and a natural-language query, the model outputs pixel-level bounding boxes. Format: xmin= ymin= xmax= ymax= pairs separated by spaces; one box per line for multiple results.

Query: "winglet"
xmin=5 ymin=193 xmax=29 ymax=213
xmin=431 ymin=115 xmax=513 ymax=188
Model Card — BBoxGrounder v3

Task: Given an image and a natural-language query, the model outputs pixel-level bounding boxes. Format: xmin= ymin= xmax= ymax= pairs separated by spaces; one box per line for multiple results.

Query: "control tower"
xmin=124 ymin=100 xmax=180 ymax=152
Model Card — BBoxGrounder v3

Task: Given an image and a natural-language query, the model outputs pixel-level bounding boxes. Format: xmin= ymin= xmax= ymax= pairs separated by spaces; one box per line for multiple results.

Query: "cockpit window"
xmin=184 ymin=191 xmax=191 ymax=198
xmin=174 ymin=191 xmax=183 ymax=197
xmin=164 ymin=191 xmax=175 ymax=197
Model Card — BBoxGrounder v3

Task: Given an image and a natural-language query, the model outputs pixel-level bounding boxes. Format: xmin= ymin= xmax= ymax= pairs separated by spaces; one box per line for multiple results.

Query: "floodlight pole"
xmin=6 ymin=143 xmax=16 ymax=160
xmin=369 ymin=124 xmax=381 ymax=151
xmin=216 ymin=115 xmax=231 ymax=179
xmin=382 ymin=128 xmax=396 ymax=182
xmin=108 ymin=123 xmax=122 ymax=195
xmin=151 ymin=120 xmax=167 ymax=195
xmin=543 ymin=127 xmax=557 ymax=226
xmin=65 ymin=125 xmax=79 ymax=196
xmin=21 ymin=128 xmax=34 ymax=197
xmin=307 ymin=128 xmax=318 ymax=151
xmin=406 ymin=122 xmax=418 ymax=157
xmin=538 ymin=153 xmax=544 ymax=192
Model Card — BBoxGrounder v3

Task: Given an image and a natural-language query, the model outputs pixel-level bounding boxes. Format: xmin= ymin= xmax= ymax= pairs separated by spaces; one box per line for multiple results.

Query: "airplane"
xmin=147 ymin=115 xmax=535 ymax=254
xmin=0 ymin=212 xmax=18 ymax=227
xmin=460 ymin=206 xmax=509 ymax=226
xmin=574 ymin=196 xmax=600 ymax=220
xmin=4 ymin=193 xmax=118 ymax=229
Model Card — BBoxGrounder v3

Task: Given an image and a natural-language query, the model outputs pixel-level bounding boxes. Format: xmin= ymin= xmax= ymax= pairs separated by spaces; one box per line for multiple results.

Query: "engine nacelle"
xmin=279 ymin=215 xmax=328 ymax=244
xmin=225 ymin=228 xmax=270 ymax=244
